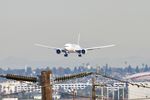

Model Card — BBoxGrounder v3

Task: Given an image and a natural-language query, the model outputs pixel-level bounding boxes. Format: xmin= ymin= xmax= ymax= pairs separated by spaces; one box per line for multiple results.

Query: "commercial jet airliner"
xmin=35 ymin=34 xmax=115 ymax=57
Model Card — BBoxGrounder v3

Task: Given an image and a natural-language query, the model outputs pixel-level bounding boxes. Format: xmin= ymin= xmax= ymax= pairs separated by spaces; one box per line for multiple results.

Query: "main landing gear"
xmin=78 ymin=54 xmax=82 ymax=57
xmin=64 ymin=53 xmax=68 ymax=57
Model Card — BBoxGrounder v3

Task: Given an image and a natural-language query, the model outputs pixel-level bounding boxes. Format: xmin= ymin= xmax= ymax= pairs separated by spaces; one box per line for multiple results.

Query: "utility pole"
xmin=41 ymin=70 xmax=52 ymax=100
xmin=73 ymin=89 xmax=76 ymax=100
xmin=92 ymin=78 xmax=96 ymax=100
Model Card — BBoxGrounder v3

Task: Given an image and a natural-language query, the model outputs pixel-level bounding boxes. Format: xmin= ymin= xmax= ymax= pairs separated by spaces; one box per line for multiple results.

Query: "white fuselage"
xmin=64 ymin=43 xmax=81 ymax=53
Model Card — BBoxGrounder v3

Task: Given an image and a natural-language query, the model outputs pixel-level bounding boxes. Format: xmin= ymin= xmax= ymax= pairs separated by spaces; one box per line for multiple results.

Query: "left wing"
xmin=35 ymin=43 xmax=59 ymax=50
xmin=85 ymin=44 xmax=115 ymax=51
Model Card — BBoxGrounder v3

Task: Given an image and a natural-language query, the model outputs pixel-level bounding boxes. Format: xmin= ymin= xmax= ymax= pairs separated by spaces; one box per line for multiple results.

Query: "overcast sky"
xmin=0 ymin=0 xmax=150 ymax=69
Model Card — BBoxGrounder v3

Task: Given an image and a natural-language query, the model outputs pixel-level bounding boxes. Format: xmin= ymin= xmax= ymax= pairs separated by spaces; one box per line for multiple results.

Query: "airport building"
xmin=0 ymin=81 xmax=41 ymax=94
xmin=0 ymin=81 xmax=19 ymax=94
xmin=125 ymin=72 xmax=150 ymax=82
xmin=0 ymin=81 xmax=91 ymax=94
xmin=53 ymin=82 xmax=91 ymax=91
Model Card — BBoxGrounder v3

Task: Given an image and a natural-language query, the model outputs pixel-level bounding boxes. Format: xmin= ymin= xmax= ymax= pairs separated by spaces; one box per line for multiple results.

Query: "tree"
xmin=135 ymin=66 xmax=139 ymax=73
xmin=73 ymin=67 xmax=78 ymax=73
xmin=127 ymin=65 xmax=133 ymax=73
xmin=144 ymin=64 xmax=149 ymax=72
xmin=64 ymin=67 xmax=71 ymax=74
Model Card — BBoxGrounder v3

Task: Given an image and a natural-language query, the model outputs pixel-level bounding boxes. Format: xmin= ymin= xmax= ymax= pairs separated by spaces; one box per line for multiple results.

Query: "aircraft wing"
xmin=35 ymin=43 xmax=58 ymax=50
xmin=85 ymin=44 xmax=115 ymax=51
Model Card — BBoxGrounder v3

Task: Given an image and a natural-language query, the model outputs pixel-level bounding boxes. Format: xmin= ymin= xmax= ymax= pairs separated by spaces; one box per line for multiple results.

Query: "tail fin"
xmin=77 ymin=33 xmax=80 ymax=45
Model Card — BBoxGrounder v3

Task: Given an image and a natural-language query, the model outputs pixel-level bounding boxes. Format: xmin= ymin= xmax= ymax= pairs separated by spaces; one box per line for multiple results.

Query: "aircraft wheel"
xmin=78 ymin=54 xmax=82 ymax=57
xmin=64 ymin=53 xmax=68 ymax=57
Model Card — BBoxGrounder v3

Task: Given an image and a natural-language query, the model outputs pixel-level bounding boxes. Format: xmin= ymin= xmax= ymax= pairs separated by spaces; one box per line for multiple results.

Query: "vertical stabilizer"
xmin=77 ymin=33 xmax=80 ymax=45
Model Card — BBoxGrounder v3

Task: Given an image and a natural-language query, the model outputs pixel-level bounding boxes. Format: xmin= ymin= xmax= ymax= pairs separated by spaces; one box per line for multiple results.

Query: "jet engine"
xmin=81 ymin=49 xmax=87 ymax=54
xmin=56 ymin=49 xmax=61 ymax=54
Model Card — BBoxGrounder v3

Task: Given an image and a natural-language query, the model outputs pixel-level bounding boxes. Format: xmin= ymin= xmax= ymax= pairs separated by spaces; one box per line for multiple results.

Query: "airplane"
xmin=35 ymin=34 xmax=115 ymax=57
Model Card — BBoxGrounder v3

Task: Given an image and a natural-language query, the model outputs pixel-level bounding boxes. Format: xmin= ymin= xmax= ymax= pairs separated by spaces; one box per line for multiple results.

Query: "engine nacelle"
xmin=56 ymin=49 xmax=61 ymax=54
xmin=81 ymin=49 xmax=87 ymax=54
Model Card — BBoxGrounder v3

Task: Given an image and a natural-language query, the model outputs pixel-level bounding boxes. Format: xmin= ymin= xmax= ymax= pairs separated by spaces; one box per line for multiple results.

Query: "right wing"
xmin=85 ymin=44 xmax=115 ymax=51
xmin=35 ymin=43 xmax=59 ymax=50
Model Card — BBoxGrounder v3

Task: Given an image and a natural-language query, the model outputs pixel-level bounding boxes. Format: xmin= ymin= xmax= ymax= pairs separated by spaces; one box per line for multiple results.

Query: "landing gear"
xmin=78 ymin=54 xmax=82 ymax=57
xmin=64 ymin=53 xmax=68 ymax=57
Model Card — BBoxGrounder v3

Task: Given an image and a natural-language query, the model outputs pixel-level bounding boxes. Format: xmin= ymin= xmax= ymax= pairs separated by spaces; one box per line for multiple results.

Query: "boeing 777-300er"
xmin=35 ymin=34 xmax=115 ymax=57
